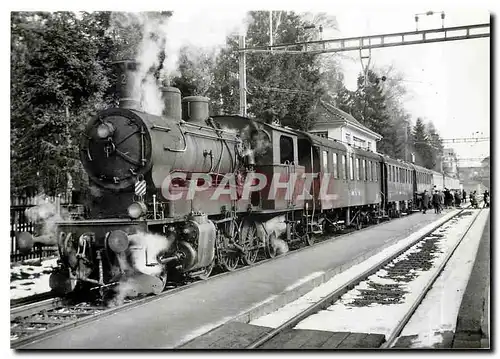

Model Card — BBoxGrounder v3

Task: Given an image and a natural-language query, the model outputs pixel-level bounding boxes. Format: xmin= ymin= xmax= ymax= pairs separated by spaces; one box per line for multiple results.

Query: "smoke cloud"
xmin=127 ymin=232 xmax=174 ymax=276
xmin=110 ymin=9 xmax=251 ymax=115
xmin=264 ymin=216 xmax=289 ymax=255
xmin=23 ymin=195 xmax=69 ymax=246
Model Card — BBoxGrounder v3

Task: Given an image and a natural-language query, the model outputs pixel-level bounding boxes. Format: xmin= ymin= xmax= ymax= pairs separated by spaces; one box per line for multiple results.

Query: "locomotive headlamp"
xmin=107 ymin=230 xmax=129 ymax=253
xmin=127 ymin=201 xmax=147 ymax=219
xmin=97 ymin=122 xmax=115 ymax=139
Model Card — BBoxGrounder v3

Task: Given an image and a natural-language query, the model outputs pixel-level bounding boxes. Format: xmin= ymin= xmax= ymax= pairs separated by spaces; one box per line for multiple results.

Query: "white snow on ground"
xmin=397 ymin=209 xmax=490 ymax=348
xmin=10 ymin=256 xmax=59 ymax=300
xmin=250 ymin=209 xmax=479 ymax=338
xmin=250 ymin=209 xmax=460 ymax=328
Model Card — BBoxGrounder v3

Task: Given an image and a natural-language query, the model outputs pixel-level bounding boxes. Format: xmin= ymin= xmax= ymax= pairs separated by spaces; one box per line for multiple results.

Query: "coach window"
xmin=356 ymin=158 xmax=361 ymax=180
xmin=350 ymin=156 xmax=354 ymax=180
xmin=342 ymin=155 xmax=347 ymax=180
xmin=280 ymin=135 xmax=294 ymax=164
xmin=390 ymin=166 xmax=393 ymax=182
xmin=332 ymin=153 xmax=338 ymax=178
xmin=363 ymin=160 xmax=367 ymax=181
xmin=367 ymin=161 xmax=372 ymax=181
xmin=322 ymin=150 xmax=328 ymax=172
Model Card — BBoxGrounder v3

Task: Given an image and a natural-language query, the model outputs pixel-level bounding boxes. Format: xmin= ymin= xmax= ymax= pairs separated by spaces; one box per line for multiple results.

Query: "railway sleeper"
xmin=358 ymin=289 xmax=405 ymax=297
xmin=45 ymin=311 xmax=94 ymax=317
xmin=19 ymin=318 xmax=63 ymax=325
xmin=11 ymin=326 xmax=49 ymax=334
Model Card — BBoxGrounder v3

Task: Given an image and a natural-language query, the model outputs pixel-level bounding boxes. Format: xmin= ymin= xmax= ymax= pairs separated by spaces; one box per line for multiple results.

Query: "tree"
xmin=426 ymin=121 xmax=444 ymax=171
xmin=172 ymin=11 xmax=329 ymax=131
xmin=379 ymin=66 xmax=413 ymax=161
xmin=412 ymin=118 xmax=434 ymax=169
xmin=11 ymin=12 xmax=110 ymax=196
xmin=336 ymin=69 xmax=394 ymax=156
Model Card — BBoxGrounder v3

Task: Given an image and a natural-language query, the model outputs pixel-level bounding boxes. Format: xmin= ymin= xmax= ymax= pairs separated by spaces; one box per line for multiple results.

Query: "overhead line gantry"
xmin=239 ymin=23 xmax=490 ymax=55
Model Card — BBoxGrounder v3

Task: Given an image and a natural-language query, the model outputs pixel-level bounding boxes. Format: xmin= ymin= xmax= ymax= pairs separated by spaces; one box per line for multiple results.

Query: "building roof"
xmin=312 ymin=100 xmax=382 ymax=140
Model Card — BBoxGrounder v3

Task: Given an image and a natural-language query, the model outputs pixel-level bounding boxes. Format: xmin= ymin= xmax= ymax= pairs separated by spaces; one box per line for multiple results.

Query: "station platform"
xmin=20 ymin=210 xmax=455 ymax=349
xmin=452 ymin=213 xmax=490 ymax=348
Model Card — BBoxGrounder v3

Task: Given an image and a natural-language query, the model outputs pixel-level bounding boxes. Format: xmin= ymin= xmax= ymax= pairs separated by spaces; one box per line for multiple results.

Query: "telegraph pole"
xmin=269 ymin=11 xmax=273 ymax=47
xmin=239 ymin=35 xmax=247 ymax=117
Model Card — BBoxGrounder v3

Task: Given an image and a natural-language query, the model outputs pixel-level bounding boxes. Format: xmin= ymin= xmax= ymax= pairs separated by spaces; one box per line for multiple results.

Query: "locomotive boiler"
xmin=16 ymin=59 xmax=464 ymax=299
xmin=20 ymin=60 xmax=262 ymax=296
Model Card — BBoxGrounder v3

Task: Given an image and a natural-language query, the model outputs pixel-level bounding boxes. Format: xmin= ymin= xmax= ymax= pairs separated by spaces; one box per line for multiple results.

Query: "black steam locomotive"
xmin=18 ymin=60 xmax=458 ymax=297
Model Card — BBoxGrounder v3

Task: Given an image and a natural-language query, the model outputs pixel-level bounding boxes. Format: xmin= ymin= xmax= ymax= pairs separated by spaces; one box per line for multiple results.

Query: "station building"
xmin=308 ymin=100 xmax=382 ymax=153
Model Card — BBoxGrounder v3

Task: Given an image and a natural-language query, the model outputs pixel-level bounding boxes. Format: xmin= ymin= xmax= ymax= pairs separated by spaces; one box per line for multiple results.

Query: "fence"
xmin=10 ymin=195 xmax=69 ymax=262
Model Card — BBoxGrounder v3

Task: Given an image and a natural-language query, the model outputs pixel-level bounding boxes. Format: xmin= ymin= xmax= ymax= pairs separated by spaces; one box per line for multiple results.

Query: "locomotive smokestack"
xmin=182 ymin=96 xmax=210 ymax=122
xmin=112 ymin=60 xmax=141 ymax=110
xmin=161 ymin=87 xmax=182 ymax=120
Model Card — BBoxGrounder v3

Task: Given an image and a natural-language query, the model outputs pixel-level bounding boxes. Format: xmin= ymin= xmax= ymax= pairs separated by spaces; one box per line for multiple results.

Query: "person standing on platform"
xmin=462 ymin=189 xmax=467 ymax=204
xmin=439 ymin=190 xmax=444 ymax=213
xmin=432 ymin=190 xmax=440 ymax=214
xmin=422 ymin=190 xmax=430 ymax=214
xmin=454 ymin=190 xmax=462 ymax=207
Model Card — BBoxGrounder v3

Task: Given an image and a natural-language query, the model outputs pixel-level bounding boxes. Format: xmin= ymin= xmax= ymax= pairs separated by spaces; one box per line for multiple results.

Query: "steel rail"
xmin=9 ymin=214 xmax=381 ymax=348
xmin=380 ymin=208 xmax=484 ymax=348
xmin=10 ymin=209 xmax=430 ymax=348
xmin=246 ymin=208 xmax=468 ymax=349
xmin=11 ymin=291 xmax=57 ymax=309
xmin=10 ymin=298 xmax=62 ymax=322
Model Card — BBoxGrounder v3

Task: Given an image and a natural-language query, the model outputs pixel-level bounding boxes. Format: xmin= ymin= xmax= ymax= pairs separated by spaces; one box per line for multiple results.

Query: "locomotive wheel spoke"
xmin=219 ymin=253 xmax=239 ymax=271
xmin=218 ymin=220 xmax=240 ymax=272
xmin=265 ymin=232 xmax=278 ymax=259
xmin=240 ymin=220 xmax=259 ymax=265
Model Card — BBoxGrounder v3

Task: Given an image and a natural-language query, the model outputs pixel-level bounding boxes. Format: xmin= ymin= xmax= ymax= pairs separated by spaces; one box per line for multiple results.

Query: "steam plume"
xmin=109 ymin=10 xmax=251 ymax=115
xmin=127 ymin=232 xmax=174 ymax=276
xmin=23 ymin=195 xmax=69 ymax=246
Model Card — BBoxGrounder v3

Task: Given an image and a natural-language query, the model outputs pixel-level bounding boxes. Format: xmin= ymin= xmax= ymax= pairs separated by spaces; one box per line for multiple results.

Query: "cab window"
xmin=280 ymin=135 xmax=294 ymax=164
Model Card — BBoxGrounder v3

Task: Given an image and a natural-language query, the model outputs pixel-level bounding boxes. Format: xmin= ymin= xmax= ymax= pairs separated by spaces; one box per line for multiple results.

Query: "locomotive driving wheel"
xmin=265 ymin=231 xmax=278 ymax=259
xmin=217 ymin=219 xmax=240 ymax=272
xmin=239 ymin=219 xmax=260 ymax=265
xmin=196 ymin=261 xmax=215 ymax=280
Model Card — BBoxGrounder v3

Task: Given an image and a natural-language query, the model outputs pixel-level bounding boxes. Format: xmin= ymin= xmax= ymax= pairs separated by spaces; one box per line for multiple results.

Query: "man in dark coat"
xmin=462 ymin=189 xmax=467 ymax=203
xmin=454 ymin=191 xmax=461 ymax=207
xmin=422 ymin=190 xmax=430 ymax=214
xmin=432 ymin=191 xmax=441 ymax=214
xmin=484 ymin=190 xmax=490 ymax=208
xmin=444 ymin=188 xmax=451 ymax=208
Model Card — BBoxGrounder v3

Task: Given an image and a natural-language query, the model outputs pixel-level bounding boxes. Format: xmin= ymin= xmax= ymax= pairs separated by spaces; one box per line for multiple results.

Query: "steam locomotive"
xmin=18 ymin=60 xmax=460 ymax=297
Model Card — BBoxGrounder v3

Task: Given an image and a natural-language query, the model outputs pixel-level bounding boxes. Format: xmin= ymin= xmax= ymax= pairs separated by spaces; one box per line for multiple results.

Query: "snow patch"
xmin=10 ymin=256 xmax=59 ymax=300
xmin=398 ymin=209 xmax=489 ymax=348
xmin=250 ymin=209 xmax=478 ymax=336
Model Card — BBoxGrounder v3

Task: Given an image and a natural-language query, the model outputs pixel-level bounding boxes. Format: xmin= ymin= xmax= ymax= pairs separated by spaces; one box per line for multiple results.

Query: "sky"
xmin=330 ymin=7 xmax=490 ymax=167
xmin=3 ymin=1 xmax=491 ymax=169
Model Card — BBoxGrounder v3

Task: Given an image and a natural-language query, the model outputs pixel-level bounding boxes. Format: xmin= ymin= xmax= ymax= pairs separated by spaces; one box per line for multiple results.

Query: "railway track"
xmin=246 ymin=207 xmax=482 ymax=349
xmin=8 ymin=208 xmax=439 ymax=349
